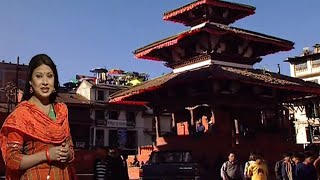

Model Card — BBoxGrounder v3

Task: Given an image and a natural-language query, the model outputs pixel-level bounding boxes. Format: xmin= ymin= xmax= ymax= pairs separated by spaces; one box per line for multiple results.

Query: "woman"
xmin=244 ymin=152 xmax=256 ymax=180
xmin=248 ymin=153 xmax=268 ymax=180
xmin=0 ymin=54 xmax=75 ymax=179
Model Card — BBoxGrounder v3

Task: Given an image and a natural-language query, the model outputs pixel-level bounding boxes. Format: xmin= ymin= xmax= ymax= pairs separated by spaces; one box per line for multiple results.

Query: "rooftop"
xmin=56 ymin=93 xmax=90 ymax=105
xmin=286 ymin=44 xmax=320 ymax=63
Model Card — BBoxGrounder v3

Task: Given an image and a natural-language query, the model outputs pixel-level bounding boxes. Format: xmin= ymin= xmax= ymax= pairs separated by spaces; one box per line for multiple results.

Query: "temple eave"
xmin=163 ymin=0 xmax=256 ymax=25
xmin=109 ymin=65 xmax=320 ymax=104
xmin=133 ymin=22 xmax=294 ymax=62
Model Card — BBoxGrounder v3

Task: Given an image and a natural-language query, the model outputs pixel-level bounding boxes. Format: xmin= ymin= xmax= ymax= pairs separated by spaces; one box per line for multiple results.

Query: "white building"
xmin=286 ymin=44 xmax=320 ymax=144
xmin=76 ymin=78 xmax=172 ymax=151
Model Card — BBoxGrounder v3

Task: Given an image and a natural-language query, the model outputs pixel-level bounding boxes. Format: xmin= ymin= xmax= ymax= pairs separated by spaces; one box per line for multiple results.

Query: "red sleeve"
xmin=5 ymin=132 xmax=24 ymax=171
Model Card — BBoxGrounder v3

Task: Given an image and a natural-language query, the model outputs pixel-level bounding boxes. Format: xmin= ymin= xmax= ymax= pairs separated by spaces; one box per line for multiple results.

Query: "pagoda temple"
xmin=110 ymin=0 xmax=320 ymax=178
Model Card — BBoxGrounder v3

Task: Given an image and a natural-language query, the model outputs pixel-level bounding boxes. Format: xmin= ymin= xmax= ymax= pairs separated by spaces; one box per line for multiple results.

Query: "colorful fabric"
xmin=0 ymin=101 xmax=74 ymax=180
xmin=244 ymin=160 xmax=255 ymax=179
xmin=248 ymin=162 xmax=268 ymax=180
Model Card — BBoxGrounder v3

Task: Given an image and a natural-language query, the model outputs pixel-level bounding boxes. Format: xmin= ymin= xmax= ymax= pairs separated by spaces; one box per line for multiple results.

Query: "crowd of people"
xmin=220 ymin=149 xmax=320 ymax=180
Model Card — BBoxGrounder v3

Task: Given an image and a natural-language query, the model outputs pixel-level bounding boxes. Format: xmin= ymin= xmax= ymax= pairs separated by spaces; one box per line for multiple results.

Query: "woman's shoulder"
xmin=12 ymin=101 xmax=33 ymax=112
xmin=55 ymin=102 xmax=68 ymax=109
xmin=3 ymin=101 xmax=32 ymax=126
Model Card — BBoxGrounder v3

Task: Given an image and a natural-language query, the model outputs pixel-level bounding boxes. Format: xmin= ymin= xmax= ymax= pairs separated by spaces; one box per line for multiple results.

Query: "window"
xmin=95 ymin=129 xmax=104 ymax=147
xmin=97 ymin=90 xmax=105 ymax=101
xmin=312 ymin=59 xmax=320 ymax=68
xmin=126 ymin=112 xmax=136 ymax=127
xmin=108 ymin=110 xmax=119 ymax=120
xmin=305 ymin=103 xmax=320 ymax=118
xmin=95 ymin=110 xmax=105 ymax=120
xmin=306 ymin=126 xmax=320 ymax=143
xmin=294 ymin=62 xmax=307 ymax=72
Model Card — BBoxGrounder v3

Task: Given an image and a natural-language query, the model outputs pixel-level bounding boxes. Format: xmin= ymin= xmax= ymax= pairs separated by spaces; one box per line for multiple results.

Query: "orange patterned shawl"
xmin=0 ymin=100 xmax=71 ymax=164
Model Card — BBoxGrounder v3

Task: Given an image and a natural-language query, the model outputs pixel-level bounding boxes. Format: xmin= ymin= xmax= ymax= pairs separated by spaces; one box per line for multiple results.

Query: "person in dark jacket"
xmin=295 ymin=151 xmax=317 ymax=180
xmin=93 ymin=146 xmax=111 ymax=180
xmin=109 ymin=147 xmax=129 ymax=180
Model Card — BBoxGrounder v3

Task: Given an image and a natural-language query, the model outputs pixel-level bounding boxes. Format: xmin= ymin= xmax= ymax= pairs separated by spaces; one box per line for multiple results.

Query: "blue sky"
xmin=0 ymin=0 xmax=319 ymax=84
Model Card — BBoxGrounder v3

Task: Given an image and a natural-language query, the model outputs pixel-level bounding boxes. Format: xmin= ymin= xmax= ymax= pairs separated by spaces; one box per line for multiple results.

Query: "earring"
xmin=30 ymin=87 xmax=33 ymax=93
xmin=52 ymin=88 xmax=56 ymax=93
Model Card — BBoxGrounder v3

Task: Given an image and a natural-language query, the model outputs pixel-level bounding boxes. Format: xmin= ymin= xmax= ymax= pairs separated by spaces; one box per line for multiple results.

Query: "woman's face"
xmin=29 ymin=64 xmax=55 ymax=101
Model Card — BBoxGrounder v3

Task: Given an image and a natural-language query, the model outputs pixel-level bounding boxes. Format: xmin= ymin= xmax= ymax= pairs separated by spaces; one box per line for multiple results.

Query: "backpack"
xmin=274 ymin=160 xmax=283 ymax=179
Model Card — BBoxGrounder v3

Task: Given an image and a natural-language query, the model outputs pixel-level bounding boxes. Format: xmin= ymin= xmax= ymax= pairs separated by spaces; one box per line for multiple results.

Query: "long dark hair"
xmin=22 ymin=54 xmax=60 ymax=103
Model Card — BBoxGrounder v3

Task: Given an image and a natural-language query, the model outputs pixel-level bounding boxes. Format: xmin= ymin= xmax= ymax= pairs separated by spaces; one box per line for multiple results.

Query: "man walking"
xmin=221 ymin=152 xmax=244 ymax=180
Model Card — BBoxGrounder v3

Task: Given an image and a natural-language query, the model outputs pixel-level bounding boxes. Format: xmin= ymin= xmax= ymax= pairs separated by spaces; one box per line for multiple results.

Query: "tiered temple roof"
xmin=110 ymin=0 xmax=319 ymax=105
xmin=134 ymin=22 xmax=293 ymax=65
xmin=163 ymin=0 xmax=255 ymax=26
xmin=134 ymin=0 xmax=293 ymax=69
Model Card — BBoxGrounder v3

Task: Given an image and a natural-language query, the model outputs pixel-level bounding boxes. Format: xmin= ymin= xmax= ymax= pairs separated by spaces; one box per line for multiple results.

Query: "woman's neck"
xmin=29 ymin=96 xmax=50 ymax=106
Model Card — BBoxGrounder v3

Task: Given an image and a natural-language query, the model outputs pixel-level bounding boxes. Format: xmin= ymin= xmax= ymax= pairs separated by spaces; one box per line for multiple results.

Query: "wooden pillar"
xmin=155 ymin=116 xmax=160 ymax=139
xmin=186 ymin=107 xmax=195 ymax=126
xmin=190 ymin=109 xmax=195 ymax=126
xmin=171 ymin=113 xmax=176 ymax=128
xmin=154 ymin=107 xmax=161 ymax=139
xmin=93 ymin=127 xmax=96 ymax=147
xmin=234 ymin=119 xmax=240 ymax=145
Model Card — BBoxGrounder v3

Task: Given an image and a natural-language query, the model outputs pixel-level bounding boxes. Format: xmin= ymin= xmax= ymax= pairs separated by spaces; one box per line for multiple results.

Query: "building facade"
xmin=76 ymin=78 xmax=171 ymax=152
xmin=287 ymin=44 xmax=320 ymax=144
